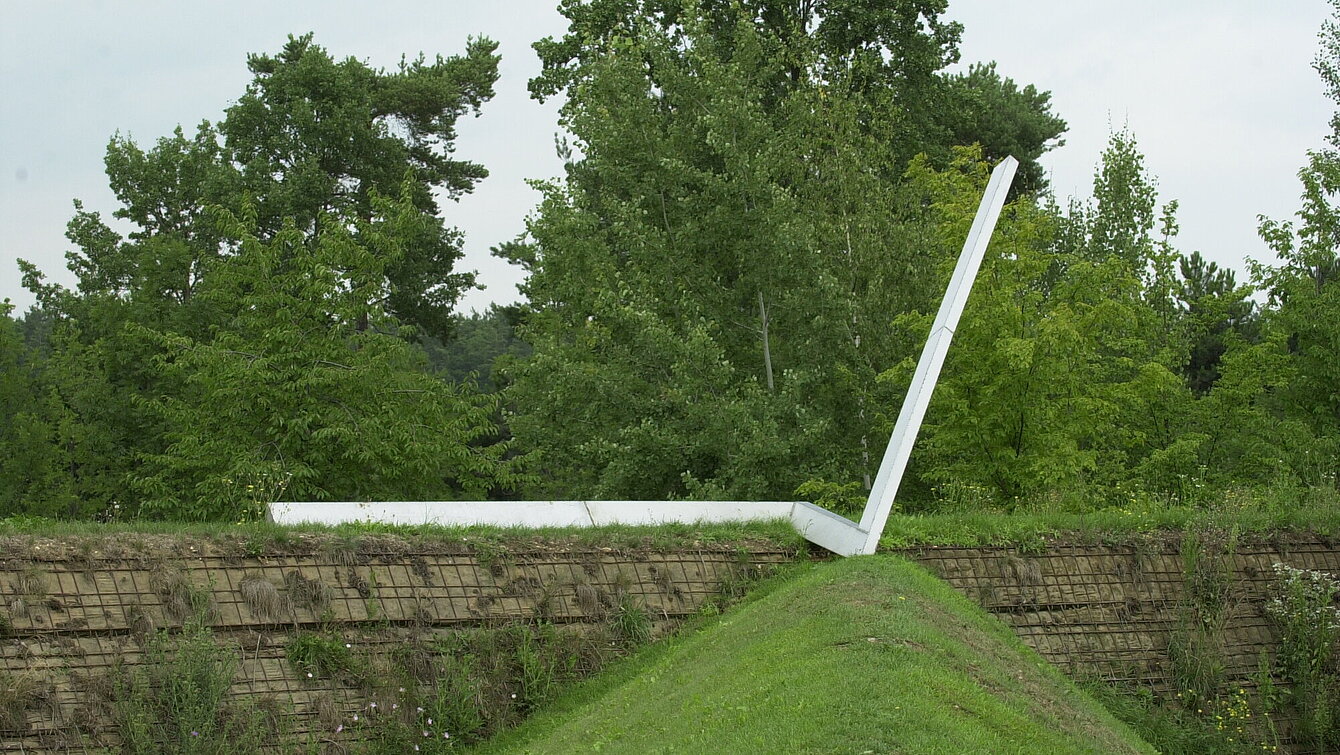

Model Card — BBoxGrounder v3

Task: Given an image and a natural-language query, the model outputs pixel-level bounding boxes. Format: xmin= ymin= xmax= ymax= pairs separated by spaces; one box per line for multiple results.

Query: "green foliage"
xmin=286 ymin=632 xmax=363 ymax=684
xmin=510 ymin=0 xmax=1067 ymax=504
xmin=127 ymin=193 xmax=524 ymax=521
xmin=794 ymin=479 xmax=868 ymax=518
xmin=11 ymin=34 xmax=514 ymax=520
xmin=609 ymin=595 xmax=653 ymax=648
xmin=111 ymin=622 xmax=274 ymax=754
xmin=421 ymin=305 xmax=532 ymax=392
xmin=937 ymin=62 xmax=1067 ymax=195
xmin=0 ymin=303 xmax=80 ymax=518
xmin=222 ymin=33 xmax=498 ymax=337
xmin=1255 ymin=150 xmax=1340 ymax=449
xmin=1084 ymin=683 xmax=1277 ymax=755
xmin=1177 ymin=252 xmax=1258 ymax=395
xmin=1264 ymin=563 xmax=1340 ymax=747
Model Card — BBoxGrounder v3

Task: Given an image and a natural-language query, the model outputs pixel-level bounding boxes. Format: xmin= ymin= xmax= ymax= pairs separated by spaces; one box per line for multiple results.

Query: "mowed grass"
xmin=477 ymin=556 xmax=1154 ymax=755
xmin=877 ymin=494 xmax=1340 ymax=549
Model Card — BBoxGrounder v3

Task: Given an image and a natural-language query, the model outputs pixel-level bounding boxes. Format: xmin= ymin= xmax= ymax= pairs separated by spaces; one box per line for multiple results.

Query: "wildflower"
xmin=191 ymin=731 xmax=199 ymax=737
xmin=444 ymin=732 xmax=450 ymax=739
xmin=335 ymin=725 xmax=343 ymax=733
xmin=353 ymin=714 xmax=359 ymax=722
xmin=306 ymin=672 xmax=313 ymax=678
xmin=369 ymin=702 xmax=377 ymax=709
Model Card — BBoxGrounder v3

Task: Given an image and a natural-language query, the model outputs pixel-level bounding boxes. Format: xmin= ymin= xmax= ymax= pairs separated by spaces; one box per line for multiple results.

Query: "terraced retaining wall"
xmin=0 ymin=534 xmax=795 ymax=752
xmin=900 ymin=536 xmax=1338 ymax=686
xmin=901 ymin=535 xmax=1340 ymax=749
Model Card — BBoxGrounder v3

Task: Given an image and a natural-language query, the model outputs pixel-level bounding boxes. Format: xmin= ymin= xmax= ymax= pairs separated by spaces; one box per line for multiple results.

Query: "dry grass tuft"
xmin=126 ymin=604 xmax=156 ymax=643
xmin=323 ymin=537 xmax=359 ymax=568
xmin=10 ymin=568 xmax=46 ymax=599
xmin=239 ymin=575 xmax=290 ymax=622
xmin=283 ymin=571 xmax=330 ymax=612
xmin=313 ymin=692 xmax=342 ymax=730
xmin=149 ymin=567 xmax=212 ymax=623
xmin=0 ymin=672 xmax=51 ymax=733
xmin=575 ymin=582 xmax=603 ymax=616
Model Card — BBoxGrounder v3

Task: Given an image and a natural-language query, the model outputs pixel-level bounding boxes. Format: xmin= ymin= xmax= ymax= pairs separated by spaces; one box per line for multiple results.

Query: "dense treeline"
xmin=1 ymin=0 xmax=1337 ymax=521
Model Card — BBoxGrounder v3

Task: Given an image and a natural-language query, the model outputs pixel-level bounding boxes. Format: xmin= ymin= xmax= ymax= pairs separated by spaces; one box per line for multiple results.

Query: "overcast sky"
xmin=0 ymin=1 xmax=1333 ymax=315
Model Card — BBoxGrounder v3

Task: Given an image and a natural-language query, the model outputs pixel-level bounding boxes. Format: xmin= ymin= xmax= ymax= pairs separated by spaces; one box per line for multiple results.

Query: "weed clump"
xmin=1264 ymin=563 xmax=1340 ymax=748
xmin=108 ymin=621 xmax=274 ymax=754
xmin=287 ymin=632 xmax=364 ymax=684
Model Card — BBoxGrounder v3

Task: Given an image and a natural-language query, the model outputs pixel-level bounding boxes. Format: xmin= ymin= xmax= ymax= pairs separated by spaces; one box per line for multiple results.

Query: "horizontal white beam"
xmin=270 ymin=500 xmax=797 ymax=529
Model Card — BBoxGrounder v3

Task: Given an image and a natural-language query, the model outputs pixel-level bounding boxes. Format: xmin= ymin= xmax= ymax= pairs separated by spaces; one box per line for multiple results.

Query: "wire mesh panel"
xmin=0 ymin=539 xmax=794 ymax=753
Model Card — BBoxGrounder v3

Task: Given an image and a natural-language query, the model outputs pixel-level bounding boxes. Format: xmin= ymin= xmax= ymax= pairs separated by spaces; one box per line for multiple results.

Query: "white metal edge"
xmin=270 ymin=501 xmax=796 ymax=529
xmin=787 ymin=502 xmax=867 ymax=557
xmin=584 ymin=500 xmax=793 ymax=525
xmin=856 ymin=157 xmax=1019 ymax=555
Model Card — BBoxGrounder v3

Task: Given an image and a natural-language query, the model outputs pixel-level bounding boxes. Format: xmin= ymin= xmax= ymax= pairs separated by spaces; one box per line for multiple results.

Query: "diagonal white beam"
xmin=267 ymin=158 xmax=1018 ymax=557
xmin=855 ymin=156 xmax=1019 ymax=555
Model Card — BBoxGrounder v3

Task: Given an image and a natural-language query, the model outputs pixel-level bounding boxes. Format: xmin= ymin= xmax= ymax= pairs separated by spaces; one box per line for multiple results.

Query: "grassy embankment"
xmin=478 ymin=555 xmax=1154 ymax=755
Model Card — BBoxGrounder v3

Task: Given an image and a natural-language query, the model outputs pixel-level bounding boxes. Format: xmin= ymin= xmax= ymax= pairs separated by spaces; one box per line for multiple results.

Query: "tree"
xmin=27 ymin=33 xmax=499 ymax=342
xmin=420 ymin=305 xmax=532 ymax=392
xmin=1256 ymin=152 xmax=1340 ymax=445
xmin=505 ymin=0 xmax=1067 ymax=502
xmin=1251 ymin=1 xmax=1340 ymax=473
xmin=131 ymin=194 xmax=523 ymax=521
xmin=222 ymin=34 xmax=499 ymax=336
xmin=13 ymin=34 xmax=506 ymax=519
xmin=1176 ymin=251 xmax=1257 ymax=395
xmin=937 ymin=62 xmax=1066 ymax=195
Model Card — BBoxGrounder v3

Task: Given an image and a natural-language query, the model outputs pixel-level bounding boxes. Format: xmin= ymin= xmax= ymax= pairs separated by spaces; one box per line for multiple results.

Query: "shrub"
xmin=111 ymin=621 xmax=273 ymax=754
xmin=1265 ymin=563 xmax=1340 ymax=747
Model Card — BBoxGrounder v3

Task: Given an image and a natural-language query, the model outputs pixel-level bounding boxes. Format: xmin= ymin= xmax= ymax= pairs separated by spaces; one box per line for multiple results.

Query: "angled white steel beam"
xmin=267 ymin=158 xmax=1018 ymax=557
xmin=854 ymin=156 xmax=1018 ymax=554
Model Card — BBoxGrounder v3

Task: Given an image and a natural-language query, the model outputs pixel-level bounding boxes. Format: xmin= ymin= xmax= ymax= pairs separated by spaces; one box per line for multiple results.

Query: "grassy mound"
xmin=478 ymin=556 xmax=1153 ymax=754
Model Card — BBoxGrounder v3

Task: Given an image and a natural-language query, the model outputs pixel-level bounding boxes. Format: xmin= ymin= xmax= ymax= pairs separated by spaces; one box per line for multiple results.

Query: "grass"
xmin=0 ymin=516 xmax=806 ymax=559
xmin=475 ymin=556 xmax=1154 ymax=755
xmin=877 ymin=495 xmax=1340 ymax=549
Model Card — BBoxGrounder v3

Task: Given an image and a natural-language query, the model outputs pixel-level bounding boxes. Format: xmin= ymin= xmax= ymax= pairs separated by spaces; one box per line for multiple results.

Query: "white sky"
xmin=0 ymin=1 xmax=1333 ymax=315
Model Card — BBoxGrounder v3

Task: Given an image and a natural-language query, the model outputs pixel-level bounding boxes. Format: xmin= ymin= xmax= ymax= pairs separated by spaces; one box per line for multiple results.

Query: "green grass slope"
xmin=478 ymin=556 xmax=1153 ymax=754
